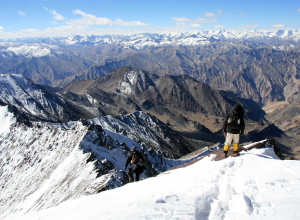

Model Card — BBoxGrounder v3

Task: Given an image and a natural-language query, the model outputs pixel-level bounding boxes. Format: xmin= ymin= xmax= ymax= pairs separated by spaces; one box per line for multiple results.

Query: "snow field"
xmin=10 ymin=147 xmax=300 ymax=220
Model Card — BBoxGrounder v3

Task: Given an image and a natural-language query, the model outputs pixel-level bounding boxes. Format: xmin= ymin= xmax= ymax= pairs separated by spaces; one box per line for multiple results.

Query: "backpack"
xmin=131 ymin=151 xmax=140 ymax=164
xmin=228 ymin=112 xmax=241 ymax=125
xmin=130 ymin=151 xmax=146 ymax=173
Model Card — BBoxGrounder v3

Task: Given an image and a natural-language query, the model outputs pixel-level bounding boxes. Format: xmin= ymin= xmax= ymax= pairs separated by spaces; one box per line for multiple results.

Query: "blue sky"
xmin=0 ymin=0 xmax=299 ymax=39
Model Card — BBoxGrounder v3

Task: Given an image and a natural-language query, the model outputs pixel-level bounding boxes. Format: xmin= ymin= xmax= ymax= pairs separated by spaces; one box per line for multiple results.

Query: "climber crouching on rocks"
xmin=125 ymin=146 xmax=146 ymax=182
xmin=223 ymin=103 xmax=245 ymax=157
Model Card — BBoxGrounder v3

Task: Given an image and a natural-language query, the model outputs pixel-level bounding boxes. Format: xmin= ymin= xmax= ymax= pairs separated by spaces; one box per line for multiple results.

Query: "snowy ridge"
xmin=7 ymin=145 xmax=300 ymax=220
xmin=0 ymin=74 xmax=58 ymax=118
xmin=0 ymin=74 xmax=82 ymax=122
xmin=90 ymin=111 xmax=197 ymax=161
xmin=0 ymin=118 xmax=93 ymax=219
xmin=0 ymin=107 xmax=203 ymax=219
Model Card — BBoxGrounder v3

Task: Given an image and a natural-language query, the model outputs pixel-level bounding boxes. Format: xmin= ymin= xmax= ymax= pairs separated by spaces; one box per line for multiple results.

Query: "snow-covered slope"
xmin=118 ymin=67 xmax=159 ymax=95
xmin=6 ymin=145 xmax=300 ymax=220
xmin=0 ymin=74 xmax=91 ymax=122
xmin=90 ymin=111 xmax=197 ymax=159
xmin=0 ymin=106 xmax=210 ymax=219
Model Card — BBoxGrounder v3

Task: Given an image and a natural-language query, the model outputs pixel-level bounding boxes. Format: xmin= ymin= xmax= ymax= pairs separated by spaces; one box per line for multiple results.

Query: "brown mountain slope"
xmin=61 ymin=66 xmax=267 ymax=150
xmin=58 ymin=43 xmax=300 ymax=106
xmin=263 ymin=101 xmax=300 ymax=140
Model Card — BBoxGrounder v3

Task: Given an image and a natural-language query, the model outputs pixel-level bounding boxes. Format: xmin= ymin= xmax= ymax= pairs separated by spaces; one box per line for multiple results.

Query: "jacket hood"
xmin=232 ymin=103 xmax=244 ymax=115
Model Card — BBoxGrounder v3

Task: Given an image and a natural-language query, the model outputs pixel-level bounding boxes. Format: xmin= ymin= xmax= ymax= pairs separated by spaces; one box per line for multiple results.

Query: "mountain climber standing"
xmin=125 ymin=146 xmax=145 ymax=182
xmin=223 ymin=103 xmax=245 ymax=157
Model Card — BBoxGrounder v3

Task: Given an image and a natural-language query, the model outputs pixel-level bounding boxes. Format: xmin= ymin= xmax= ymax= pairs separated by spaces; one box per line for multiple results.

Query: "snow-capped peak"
xmin=2 ymin=29 xmax=300 ymax=51
xmin=118 ymin=67 xmax=158 ymax=95
xmin=1 ymin=43 xmax=59 ymax=58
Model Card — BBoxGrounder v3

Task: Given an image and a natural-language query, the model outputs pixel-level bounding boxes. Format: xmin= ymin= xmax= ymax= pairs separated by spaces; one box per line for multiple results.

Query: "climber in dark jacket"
xmin=223 ymin=103 xmax=245 ymax=157
xmin=125 ymin=146 xmax=144 ymax=182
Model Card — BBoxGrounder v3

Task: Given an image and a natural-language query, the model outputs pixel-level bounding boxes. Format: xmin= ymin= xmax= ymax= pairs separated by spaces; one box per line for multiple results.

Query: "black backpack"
xmin=131 ymin=151 xmax=140 ymax=164
xmin=228 ymin=112 xmax=241 ymax=125
xmin=130 ymin=151 xmax=146 ymax=173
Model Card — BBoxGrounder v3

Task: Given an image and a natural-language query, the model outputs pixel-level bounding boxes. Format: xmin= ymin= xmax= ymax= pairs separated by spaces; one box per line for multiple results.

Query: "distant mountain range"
xmin=59 ymin=42 xmax=300 ymax=104
xmin=2 ymin=29 xmax=300 ymax=48
xmin=1 ymin=33 xmax=300 ymax=104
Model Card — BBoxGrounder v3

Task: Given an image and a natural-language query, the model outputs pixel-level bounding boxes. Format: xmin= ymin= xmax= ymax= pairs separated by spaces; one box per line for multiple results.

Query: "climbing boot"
xmin=233 ymin=151 xmax=240 ymax=157
xmin=224 ymin=150 xmax=228 ymax=158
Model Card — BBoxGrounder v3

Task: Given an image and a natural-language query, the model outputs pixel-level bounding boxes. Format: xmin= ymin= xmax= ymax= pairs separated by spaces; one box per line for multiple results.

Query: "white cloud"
xmin=68 ymin=9 xmax=148 ymax=27
xmin=204 ymin=12 xmax=216 ymax=18
xmin=20 ymin=28 xmax=41 ymax=33
xmin=0 ymin=24 xmax=151 ymax=39
xmin=218 ymin=9 xmax=224 ymax=14
xmin=214 ymin=25 xmax=225 ymax=29
xmin=297 ymin=8 xmax=300 ymax=12
xmin=0 ymin=25 xmax=86 ymax=39
xmin=114 ymin=19 xmax=147 ymax=27
xmin=18 ymin=11 xmax=26 ymax=16
xmin=195 ymin=17 xmax=218 ymax=23
xmin=44 ymin=7 xmax=48 ymax=11
xmin=172 ymin=15 xmax=218 ymax=27
xmin=271 ymin=24 xmax=285 ymax=28
xmin=189 ymin=23 xmax=201 ymax=28
xmin=0 ymin=9 xmax=150 ymax=39
xmin=50 ymin=10 xmax=65 ymax=20
xmin=237 ymin=23 xmax=258 ymax=29
xmin=172 ymin=17 xmax=190 ymax=23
